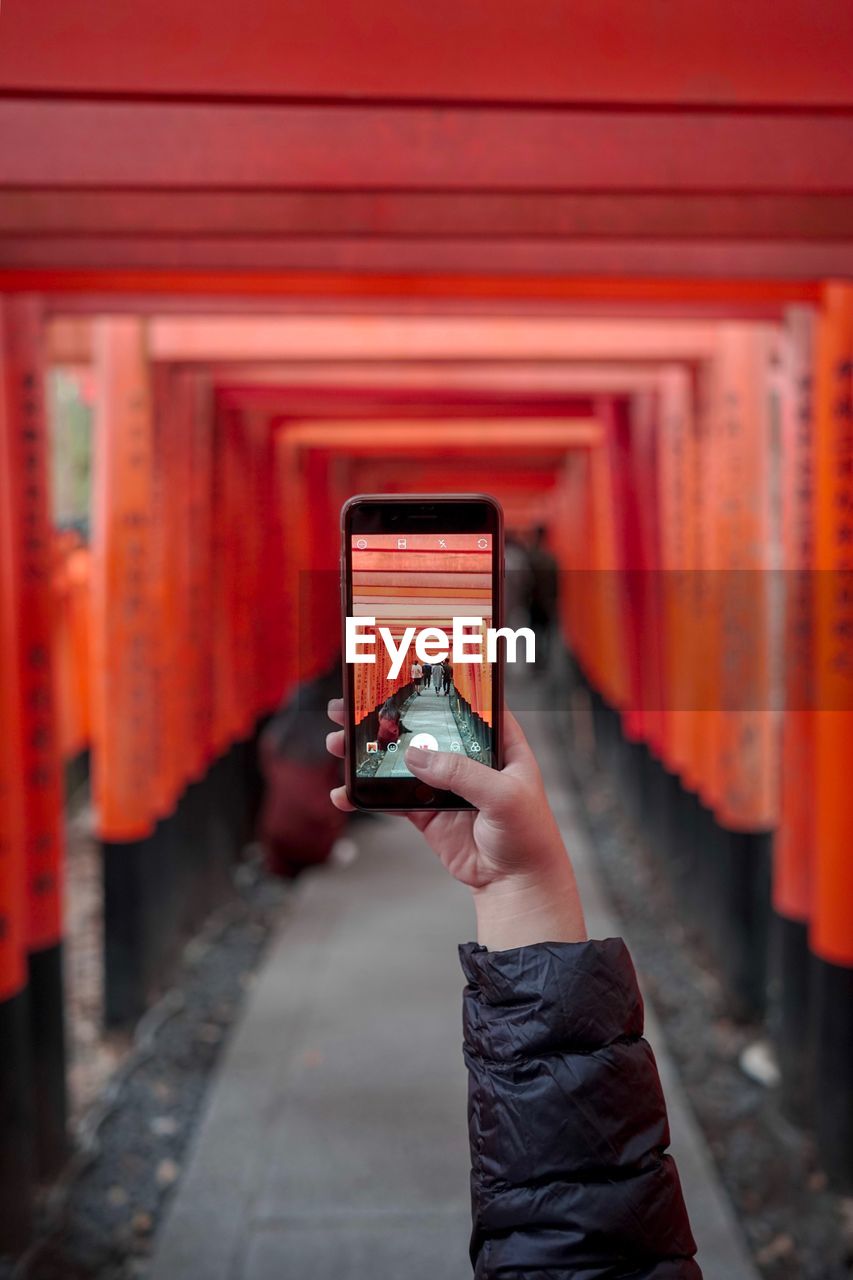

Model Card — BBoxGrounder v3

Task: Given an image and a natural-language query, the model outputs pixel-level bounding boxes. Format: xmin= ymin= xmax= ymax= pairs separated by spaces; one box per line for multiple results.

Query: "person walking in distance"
xmin=411 ymin=659 xmax=423 ymax=695
xmin=422 ymin=661 xmax=432 ymax=693
xmin=432 ymin=661 xmax=443 ymax=693
xmin=442 ymin=660 xmax=453 ymax=696
xmin=527 ymin=524 xmax=559 ymax=674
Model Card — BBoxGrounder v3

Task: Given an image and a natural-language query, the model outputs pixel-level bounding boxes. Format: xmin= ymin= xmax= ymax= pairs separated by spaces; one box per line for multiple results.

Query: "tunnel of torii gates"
xmin=3 ymin=294 xmax=853 ymax=1239
xmin=2 ymin=0 xmax=853 ymax=1240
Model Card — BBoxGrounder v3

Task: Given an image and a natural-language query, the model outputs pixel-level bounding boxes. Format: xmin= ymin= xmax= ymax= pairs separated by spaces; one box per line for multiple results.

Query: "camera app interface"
xmin=350 ymin=533 xmax=495 ymax=778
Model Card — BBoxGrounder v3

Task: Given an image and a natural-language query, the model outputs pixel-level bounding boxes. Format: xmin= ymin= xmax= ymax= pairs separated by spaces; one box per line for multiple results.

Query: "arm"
xmin=463 ymin=812 xmax=699 ymax=1277
xmin=461 ymin=936 xmax=700 ymax=1279
xmin=326 ymin=704 xmax=701 ymax=1279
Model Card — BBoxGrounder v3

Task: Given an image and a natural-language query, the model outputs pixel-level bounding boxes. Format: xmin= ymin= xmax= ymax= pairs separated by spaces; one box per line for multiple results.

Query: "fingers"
xmin=404 ymin=745 xmax=506 ymax=812
xmin=326 ymin=697 xmax=348 ymax=805
xmin=330 ymin=785 xmax=356 ymax=812
xmin=327 ymin=696 xmax=534 ymax=808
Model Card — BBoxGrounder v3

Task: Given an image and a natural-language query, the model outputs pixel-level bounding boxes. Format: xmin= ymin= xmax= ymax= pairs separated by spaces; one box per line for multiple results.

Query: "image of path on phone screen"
xmin=351 ymin=533 xmax=494 ymax=778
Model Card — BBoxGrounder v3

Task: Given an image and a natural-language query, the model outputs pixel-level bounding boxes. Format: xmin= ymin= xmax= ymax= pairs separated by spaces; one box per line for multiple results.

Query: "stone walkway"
xmin=150 ymin=705 xmax=758 ymax=1280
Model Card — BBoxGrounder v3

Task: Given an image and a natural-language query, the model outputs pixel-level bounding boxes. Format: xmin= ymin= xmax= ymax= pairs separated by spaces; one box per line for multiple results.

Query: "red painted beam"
xmin=2 ymin=190 xmax=852 ymax=241
xmin=1 ymin=0 xmax=851 ymax=108
xmin=279 ymin=420 xmax=600 ymax=451
xmin=2 ymin=269 xmax=820 ymax=307
xmin=30 ymin=292 xmax=798 ymax=321
xmin=139 ymin=313 xmax=724 ymax=364
xmin=2 ymin=100 xmax=851 ymax=193
xmin=2 ymin=235 xmax=851 ymax=278
xmin=209 ymin=366 xmax=665 ymax=409
xmin=230 ymin=390 xmax=599 ymax=421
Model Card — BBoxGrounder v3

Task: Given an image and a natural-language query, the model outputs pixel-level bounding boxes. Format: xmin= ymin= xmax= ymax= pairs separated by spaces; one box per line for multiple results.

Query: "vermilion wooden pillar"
xmin=707 ymin=325 xmax=782 ymax=1019
xmin=691 ymin=360 xmax=721 ymax=826
xmin=148 ymin=363 xmax=180 ymax=824
xmin=627 ymin=390 xmax=670 ymax=851
xmin=276 ymin=433 xmax=308 ymax=700
xmin=811 ymin=283 xmax=853 ymax=1189
xmin=0 ymin=298 xmax=36 ymax=1250
xmin=92 ymin=317 xmax=159 ymax=1024
xmin=257 ymin=415 xmax=286 ymax=716
xmin=92 ymin=318 xmax=157 ymax=844
xmin=771 ymin=305 xmax=818 ymax=1121
xmin=656 ymin=368 xmax=704 ymax=911
xmin=657 ymin=368 xmax=695 ymax=786
xmin=590 ymin=400 xmax=630 ymax=719
xmin=1 ymin=295 xmax=68 ymax=1180
xmin=186 ymin=374 xmax=215 ymax=779
xmin=301 ymin=447 xmax=345 ymax=683
xmin=211 ymin=401 xmax=243 ymax=756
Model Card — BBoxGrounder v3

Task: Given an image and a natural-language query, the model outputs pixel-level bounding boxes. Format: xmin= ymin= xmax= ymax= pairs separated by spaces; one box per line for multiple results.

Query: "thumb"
xmin=405 ymin=745 xmax=499 ymax=811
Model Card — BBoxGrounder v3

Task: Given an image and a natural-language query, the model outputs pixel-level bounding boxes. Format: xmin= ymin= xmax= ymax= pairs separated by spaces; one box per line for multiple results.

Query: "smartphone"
xmin=341 ymin=494 xmax=504 ymax=810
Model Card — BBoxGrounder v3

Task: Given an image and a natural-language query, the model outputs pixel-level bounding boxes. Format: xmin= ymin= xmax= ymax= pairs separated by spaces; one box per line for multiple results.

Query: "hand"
xmin=326 ymin=700 xmax=586 ymax=950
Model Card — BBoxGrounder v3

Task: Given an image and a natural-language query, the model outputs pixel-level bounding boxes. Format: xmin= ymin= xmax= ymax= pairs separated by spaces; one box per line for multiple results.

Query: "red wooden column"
xmin=590 ymin=399 xmax=630 ymax=720
xmin=276 ymin=433 xmax=321 ymax=699
xmin=92 ymin=317 xmax=159 ymax=1025
xmin=1 ymin=295 xmax=68 ymax=1179
xmin=171 ymin=369 xmax=208 ymax=792
xmin=706 ymin=324 xmax=782 ymax=1019
xmin=148 ymin=363 xmax=180 ymax=823
xmin=301 ymin=447 xmax=346 ymax=683
xmin=772 ymin=305 xmax=818 ymax=1120
xmin=691 ymin=359 xmax=721 ymax=826
xmin=0 ymin=298 xmax=36 ymax=1249
xmin=598 ymin=392 xmax=662 ymax=828
xmin=210 ymin=402 xmax=241 ymax=758
xmin=655 ymin=366 xmax=706 ymax=908
xmin=657 ymin=367 xmax=695 ymax=786
xmin=631 ymin=390 xmax=665 ymax=767
xmin=185 ymin=374 xmax=215 ymax=780
xmin=811 ymin=283 xmax=853 ymax=1189
xmin=92 ymin=318 xmax=157 ymax=844
xmin=257 ymin=415 xmax=287 ymax=716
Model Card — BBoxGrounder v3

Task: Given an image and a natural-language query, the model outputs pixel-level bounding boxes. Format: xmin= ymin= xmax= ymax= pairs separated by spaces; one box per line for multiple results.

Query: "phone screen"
xmin=350 ymin=531 xmax=497 ymax=778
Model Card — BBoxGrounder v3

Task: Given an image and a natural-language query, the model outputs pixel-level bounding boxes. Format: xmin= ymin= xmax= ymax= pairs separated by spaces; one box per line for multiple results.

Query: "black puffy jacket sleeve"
xmin=460 ymin=938 xmax=702 ymax=1279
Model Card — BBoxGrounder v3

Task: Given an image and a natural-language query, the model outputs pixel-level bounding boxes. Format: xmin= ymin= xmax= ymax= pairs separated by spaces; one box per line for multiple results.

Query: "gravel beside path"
xmin=3 ymin=857 xmax=289 ymax=1280
xmin=568 ymin=739 xmax=853 ymax=1280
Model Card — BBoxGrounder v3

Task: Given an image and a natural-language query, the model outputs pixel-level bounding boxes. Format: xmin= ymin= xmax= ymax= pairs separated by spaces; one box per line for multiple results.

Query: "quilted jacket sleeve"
xmin=460 ymin=938 xmax=703 ymax=1279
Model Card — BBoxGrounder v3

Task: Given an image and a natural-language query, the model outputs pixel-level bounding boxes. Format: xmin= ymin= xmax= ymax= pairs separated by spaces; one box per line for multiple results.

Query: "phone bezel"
xmin=341 ymin=493 xmax=504 ymax=811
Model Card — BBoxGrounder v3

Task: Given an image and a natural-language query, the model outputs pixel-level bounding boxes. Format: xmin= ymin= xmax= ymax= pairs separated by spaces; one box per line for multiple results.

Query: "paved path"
xmin=150 ymin=703 xmax=758 ymax=1280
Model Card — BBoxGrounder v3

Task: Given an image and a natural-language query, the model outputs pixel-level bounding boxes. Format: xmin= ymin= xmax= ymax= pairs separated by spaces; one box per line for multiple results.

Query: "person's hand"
xmin=326 ymin=700 xmax=586 ymax=950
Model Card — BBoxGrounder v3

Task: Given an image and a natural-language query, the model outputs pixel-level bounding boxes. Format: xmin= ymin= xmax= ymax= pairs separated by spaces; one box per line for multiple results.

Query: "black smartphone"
xmin=341 ymin=494 xmax=504 ymax=811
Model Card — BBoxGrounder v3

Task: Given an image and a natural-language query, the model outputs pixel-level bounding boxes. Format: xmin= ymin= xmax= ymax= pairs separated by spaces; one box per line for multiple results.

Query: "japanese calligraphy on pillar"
xmin=0 ymin=303 xmax=27 ymax=999
xmin=92 ymin=318 xmax=157 ymax=842
xmin=812 ymin=284 xmax=853 ymax=967
xmin=774 ymin=307 xmax=817 ymax=926
xmin=3 ymin=297 xmax=64 ymax=951
xmin=713 ymin=325 xmax=780 ymax=833
xmin=657 ymin=366 xmax=695 ymax=782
